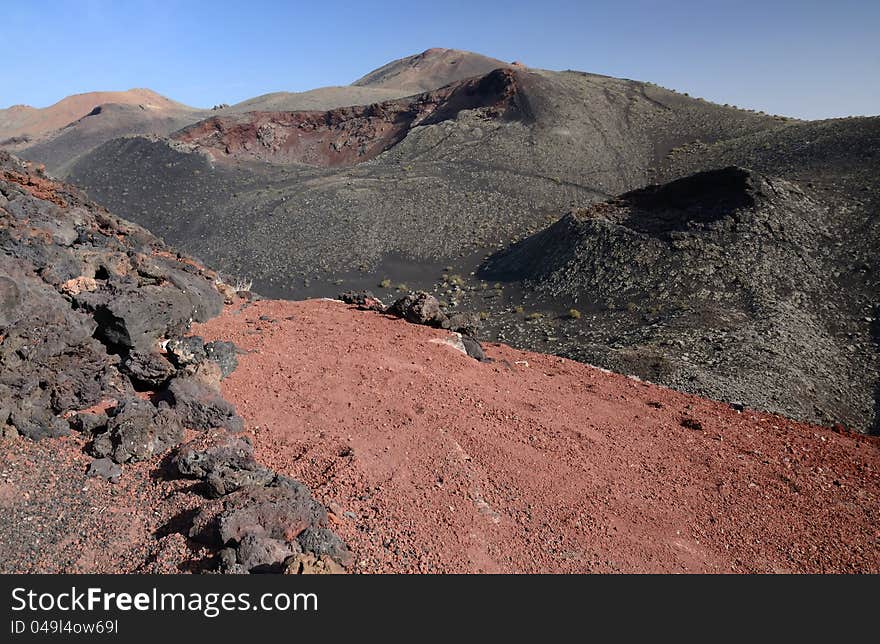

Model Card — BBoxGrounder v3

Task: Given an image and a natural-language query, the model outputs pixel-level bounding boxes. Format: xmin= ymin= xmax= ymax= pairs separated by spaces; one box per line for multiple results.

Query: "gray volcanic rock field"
xmin=478 ymin=167 xmax=879 ymax=431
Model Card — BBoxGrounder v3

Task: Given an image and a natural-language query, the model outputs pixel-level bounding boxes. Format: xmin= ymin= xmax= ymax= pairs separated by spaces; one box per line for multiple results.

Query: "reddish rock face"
xmin=172 ymin=69 xmax=524 ymax=167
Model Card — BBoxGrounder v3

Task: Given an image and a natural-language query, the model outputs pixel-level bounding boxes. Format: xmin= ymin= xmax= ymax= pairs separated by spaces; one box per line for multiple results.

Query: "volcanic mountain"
xmin=0 ymin=89 xmax=207 ymax=176
xmin=22 ymin=49 xmax=880 ymax=434
xmin=1 ymin=49 xmax=518 ymax=176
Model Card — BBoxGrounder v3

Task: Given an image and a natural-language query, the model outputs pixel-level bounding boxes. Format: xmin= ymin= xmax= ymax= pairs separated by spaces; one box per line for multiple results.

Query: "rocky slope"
xmin=0 ymin=153 xmax=349 ymax=574
xmin=477 ymin=166 xmax=879 ymax=432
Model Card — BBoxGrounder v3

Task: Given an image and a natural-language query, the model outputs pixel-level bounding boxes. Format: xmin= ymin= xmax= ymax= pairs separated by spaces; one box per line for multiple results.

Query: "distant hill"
xmin=0 ymin=88 xmax=196 ymax=142
xmin=17 ymin=102 xmax=209 ymax=176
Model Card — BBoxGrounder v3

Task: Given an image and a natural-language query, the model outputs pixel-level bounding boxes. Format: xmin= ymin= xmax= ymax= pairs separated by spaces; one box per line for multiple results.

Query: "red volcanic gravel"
xmin=0 ymin=430 xmax=213 ymax=573
xmin=193 ymin=299 xmax=880 ymax=573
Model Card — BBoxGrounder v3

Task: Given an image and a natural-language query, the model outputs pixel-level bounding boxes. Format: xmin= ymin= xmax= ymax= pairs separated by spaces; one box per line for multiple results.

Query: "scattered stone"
xmin=297 ymin=527 xmax=353 ymax=567
xmin=204 ymin=341 xmax=238 ymax=379
xmin=68 ymin=411 xmax=108 ymax=435
xmin=233 ymin=534 xmax=299 ymax=573
xmin=283 ymin=553 xmax=346 ymax=575
xmin=91 ymin=286 xmax=194 ymax=353
xmin=91 ymin=398 xmax=184 ymax=463
xmin=339 ymin=290 xmax=386 ymax=312
xmin=7 ymin=406 xmax=70 ymax=441
xmin=166 ymin=377 xmax=243 ymax=432
xmin=59 ymin=276 xmax=98 ymax=296
xmin=443 ymin=312 xmax=480 ymax=335
xmin=388 ymin=291 xmax=448 ymax=327
xmin=166 ymin=336 xmax=207 ymax=367
xmin=189 ymin=483 xmax=328 ymax=547
xmin=461 ymin=335 xmax=488 ymax=362
xmin=120 ymin=351 xmax=176 ymax=388
xmin=172 ymin=430 xmax=274 ymax=497
xmin=87 ymin=457 xmax=122 ymax=483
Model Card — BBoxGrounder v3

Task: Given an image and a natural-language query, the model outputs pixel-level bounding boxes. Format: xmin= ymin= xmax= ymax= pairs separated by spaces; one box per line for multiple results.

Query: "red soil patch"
xmin=0 ymin=430 xmax=212 ymax=573
xmin=194 ymin=299 xmax=880 ymax=573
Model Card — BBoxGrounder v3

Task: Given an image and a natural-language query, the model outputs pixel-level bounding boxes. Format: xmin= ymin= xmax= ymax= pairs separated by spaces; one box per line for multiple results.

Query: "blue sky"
xmin=1 ymin=0 xmax=877 ymax=119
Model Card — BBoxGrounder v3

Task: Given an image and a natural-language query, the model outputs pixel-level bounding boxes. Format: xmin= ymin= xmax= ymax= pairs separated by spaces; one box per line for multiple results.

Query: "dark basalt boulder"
xmin=387 ymin=291 xmax=448 ymax=327
xmin=91 ymin=398 xmax=184 ymax=464
xmin=204 ymin=341 xmax=238 ymax=379
xmin=172 ymin=430 xmax=274 ymax=497
xmin=165 ymin=376 xmax=244 ymax=432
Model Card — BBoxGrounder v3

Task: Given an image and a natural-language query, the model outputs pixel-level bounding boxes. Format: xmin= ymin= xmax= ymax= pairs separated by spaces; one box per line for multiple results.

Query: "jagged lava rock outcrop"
xmin=0 ymin=152 xmax=350 ymax=574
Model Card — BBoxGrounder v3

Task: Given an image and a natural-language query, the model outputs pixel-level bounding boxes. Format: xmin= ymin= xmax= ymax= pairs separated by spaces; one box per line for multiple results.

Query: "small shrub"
xmin=568 ymin=308 xmax=582 ymax=319
xmin=526 ymin=312 xmax=544 ymax=320
xmin=379 ymin=278 xmax=392 ymax=288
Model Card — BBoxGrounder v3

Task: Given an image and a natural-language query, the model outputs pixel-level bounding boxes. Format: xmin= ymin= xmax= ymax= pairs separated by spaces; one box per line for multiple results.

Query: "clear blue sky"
xmin=1 ymin=0 xmax=877 ymax=119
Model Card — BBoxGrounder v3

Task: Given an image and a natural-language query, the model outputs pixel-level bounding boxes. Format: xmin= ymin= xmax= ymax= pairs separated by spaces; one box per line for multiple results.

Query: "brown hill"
xmin=352 ymin=47 xmax=512 ymax=92
xmin=17 ymin=102 xmax=209 ymax=176
xmin=0 ymin=88 xmax=195 ymax=143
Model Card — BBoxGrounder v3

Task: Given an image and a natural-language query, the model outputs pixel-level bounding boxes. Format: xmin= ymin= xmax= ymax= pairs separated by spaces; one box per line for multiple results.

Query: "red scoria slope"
xmin=194 ymin=299 xmax=880 ymax=574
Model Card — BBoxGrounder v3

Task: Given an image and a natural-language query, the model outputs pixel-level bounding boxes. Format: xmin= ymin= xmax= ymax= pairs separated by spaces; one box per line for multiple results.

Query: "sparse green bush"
xmin=526 ymin=312 xmax=544 ymax=320
xmin=379 ymin=278 xmax=392 ymax=288
xmin=568 ymin=308 xmax=582 ymax=319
